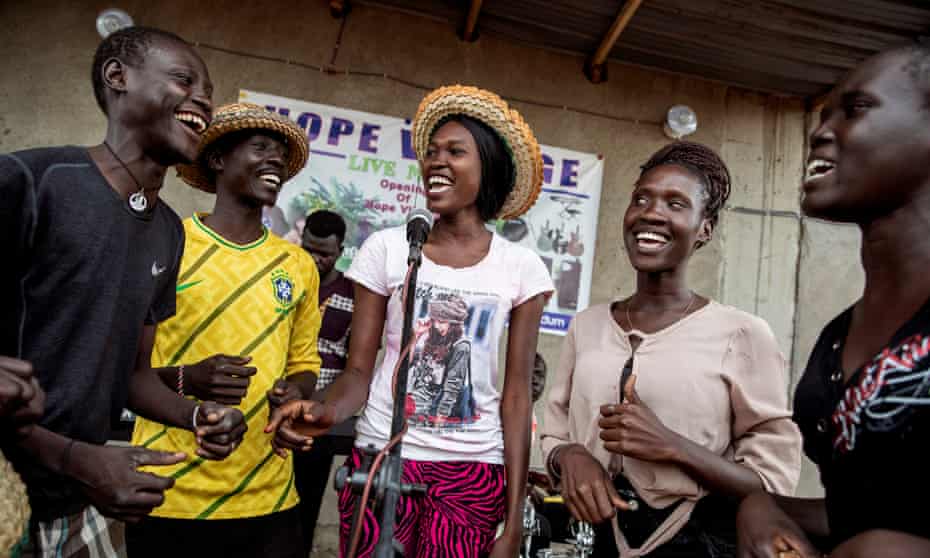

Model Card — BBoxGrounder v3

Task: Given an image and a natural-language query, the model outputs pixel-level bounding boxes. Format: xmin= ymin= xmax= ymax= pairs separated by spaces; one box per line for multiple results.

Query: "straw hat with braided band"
xmin=412 ymin=85 xmax=544 ymax=220
xmin=177 ymin=103 xmax=309 ymax=193
xmin=0 ymin=450 xmax=29 ymax=556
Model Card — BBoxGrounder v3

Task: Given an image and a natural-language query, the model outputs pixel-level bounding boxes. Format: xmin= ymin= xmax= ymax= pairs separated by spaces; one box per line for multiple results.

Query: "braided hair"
xmin=639 ymin=141 xmax=731 ymax=229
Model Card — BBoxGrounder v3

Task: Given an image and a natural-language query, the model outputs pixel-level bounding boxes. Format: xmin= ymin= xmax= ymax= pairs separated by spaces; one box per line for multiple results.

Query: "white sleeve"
xmin=515 ymin=247 xmax=555 ymax=306
xmin=345 ymin=230 xmax=390 ymax=296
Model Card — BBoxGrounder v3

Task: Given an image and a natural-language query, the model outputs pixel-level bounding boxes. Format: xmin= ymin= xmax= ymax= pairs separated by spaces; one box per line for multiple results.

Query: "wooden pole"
xmin=460 ymin=0 xmax=483 ymax=42
xmin=584 ymin=0 xmax=644 ymax=83
xmin=329 ymin=0 xmax=350 ymax=18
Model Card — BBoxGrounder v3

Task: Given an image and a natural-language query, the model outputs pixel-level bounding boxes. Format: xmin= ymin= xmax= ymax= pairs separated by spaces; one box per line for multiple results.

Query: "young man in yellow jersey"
xmin=127 ymin=104 xmax=322 ymax=558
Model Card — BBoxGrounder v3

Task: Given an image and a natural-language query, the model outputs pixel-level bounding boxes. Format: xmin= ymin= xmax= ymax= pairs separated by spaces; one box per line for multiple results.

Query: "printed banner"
xmin=240 ymin=90 xmax=603 ymax=335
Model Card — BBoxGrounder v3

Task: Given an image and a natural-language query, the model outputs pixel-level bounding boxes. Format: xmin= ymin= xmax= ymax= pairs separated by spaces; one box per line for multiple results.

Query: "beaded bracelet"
xmin=177 ymin=365 xmax=185 ymax=397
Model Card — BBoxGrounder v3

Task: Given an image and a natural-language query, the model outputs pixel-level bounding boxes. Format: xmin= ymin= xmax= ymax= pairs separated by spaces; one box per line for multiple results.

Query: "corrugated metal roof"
xmin=361 ymin=0 xmax=930 ymax=98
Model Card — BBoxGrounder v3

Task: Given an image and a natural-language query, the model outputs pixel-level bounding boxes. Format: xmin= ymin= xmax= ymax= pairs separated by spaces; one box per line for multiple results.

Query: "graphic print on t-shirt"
xmin=833 ymin=333 xmax=930 ymax=453
xmin=405 ymin=283 xmax=498 ymax=432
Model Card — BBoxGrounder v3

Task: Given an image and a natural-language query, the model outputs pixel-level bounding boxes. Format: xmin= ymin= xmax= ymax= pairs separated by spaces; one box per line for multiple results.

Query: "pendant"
xmin=128 ymin=190 xmax=148 ymax=212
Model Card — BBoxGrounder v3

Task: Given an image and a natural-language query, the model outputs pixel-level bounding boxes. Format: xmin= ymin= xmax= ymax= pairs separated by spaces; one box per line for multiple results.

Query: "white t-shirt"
xmin=346 ymin=225 xmax=554 ymax=463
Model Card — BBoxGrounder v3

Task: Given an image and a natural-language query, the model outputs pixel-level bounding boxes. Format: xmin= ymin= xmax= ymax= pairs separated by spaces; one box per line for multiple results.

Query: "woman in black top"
xmin=736 ymin=44 xmax=930 ymax=558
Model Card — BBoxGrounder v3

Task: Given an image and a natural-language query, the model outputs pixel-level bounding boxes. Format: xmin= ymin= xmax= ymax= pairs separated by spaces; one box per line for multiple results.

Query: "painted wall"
xmin=1 ymin=1 xmax=865 ymax=555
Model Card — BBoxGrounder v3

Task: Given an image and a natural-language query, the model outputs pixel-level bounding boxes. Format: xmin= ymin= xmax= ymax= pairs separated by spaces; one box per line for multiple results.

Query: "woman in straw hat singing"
xmin=268 ymin=85 xmax=554 ymax=557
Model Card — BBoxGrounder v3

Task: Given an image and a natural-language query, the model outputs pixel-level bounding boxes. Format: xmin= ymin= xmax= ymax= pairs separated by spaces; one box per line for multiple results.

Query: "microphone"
xmin=406 ymin=208 xmax=434 ymax=264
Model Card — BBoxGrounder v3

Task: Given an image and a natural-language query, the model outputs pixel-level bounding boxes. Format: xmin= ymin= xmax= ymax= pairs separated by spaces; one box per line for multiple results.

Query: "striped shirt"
xmin=131 ymin=214 xmax=322 ymax=519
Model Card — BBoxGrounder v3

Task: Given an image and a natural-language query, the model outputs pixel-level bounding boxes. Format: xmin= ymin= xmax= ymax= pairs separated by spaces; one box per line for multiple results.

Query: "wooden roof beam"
xmin=459 ymin=0 xmax=483 ymax=42
xmin=329 ymin=0 xmax=350 ymax=18
xmin=584 ymin=0 xmax=645 ymax=84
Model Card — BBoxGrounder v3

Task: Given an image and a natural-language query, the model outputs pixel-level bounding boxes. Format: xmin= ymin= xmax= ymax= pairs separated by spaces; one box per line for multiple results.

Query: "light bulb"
xmin=663 ymin=105 xmax=698 ymax=139
xmin=96 ymin=9 xmax=134 ymax=39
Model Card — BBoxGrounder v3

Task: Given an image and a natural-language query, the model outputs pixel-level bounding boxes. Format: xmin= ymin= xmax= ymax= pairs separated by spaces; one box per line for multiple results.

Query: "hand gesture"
xmin=0 ymin=356 xmax=45 ymax=435
xmin=267 ymin=379 xmax=303 ymax=411
xmin=184 ymin=355 xmax=257 ymax=405
xmin=71 ymin=443 xmax=186 ymax=523
xmin=558 ymin=444 xmax=631 ymax=524
xmin=194 ymin=401 xmax=247 ymax=460
xmin=264 ymin=399 xmax=335 ymax=458
xmin=737 ymin=492 xmax=822 ymax=558
xmin=598 ymin=375 xmax=681 ymax=463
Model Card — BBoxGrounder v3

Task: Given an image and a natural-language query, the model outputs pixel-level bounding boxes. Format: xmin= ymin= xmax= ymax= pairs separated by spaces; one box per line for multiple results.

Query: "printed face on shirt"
xmin=803 ymin=49 xmax=930 ymax=222
xmin=302 ymin=232 xmax=342 ymax=277
xmin=115 ymin=38 xmax=214 ymax=165
xmin=421 ymin=121 xmax=482 ymax=218
xmin=210 ymin=131 xmax=289 ymax=208
xmin=622 ymin=164 xmax=711 ymax=274
xmin=433 ymin=319 xmax=452 ymax=336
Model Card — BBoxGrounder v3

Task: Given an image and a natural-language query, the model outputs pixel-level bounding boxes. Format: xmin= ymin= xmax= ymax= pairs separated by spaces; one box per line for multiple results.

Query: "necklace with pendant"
xmin=103 ymin=142 xmax=149 ymax=213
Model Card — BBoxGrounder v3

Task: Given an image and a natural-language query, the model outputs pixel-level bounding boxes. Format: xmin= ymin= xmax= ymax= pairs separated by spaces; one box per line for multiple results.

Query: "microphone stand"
xmin=337 ymin=241 xmax=428 ymax=558
xmin=372 ymin=243 xmax=425 ymax=558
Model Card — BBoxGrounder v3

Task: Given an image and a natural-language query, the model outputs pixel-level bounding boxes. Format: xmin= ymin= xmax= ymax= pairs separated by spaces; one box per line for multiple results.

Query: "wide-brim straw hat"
xmin=412 ymin=85 xmax=543 ymax=220
xmin=177 ymin=103 xmax=309 ymax=193
xmin=0 ymin=450 xmax=29 ymax=556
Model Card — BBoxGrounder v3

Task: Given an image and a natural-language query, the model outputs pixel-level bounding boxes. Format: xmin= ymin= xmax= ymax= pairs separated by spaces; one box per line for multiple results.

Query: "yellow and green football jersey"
xmin=132 ymin=214 xmax=322 ymax=519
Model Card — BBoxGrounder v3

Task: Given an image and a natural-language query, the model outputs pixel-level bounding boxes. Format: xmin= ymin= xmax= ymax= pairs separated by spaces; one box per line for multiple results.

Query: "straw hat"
xmin=0 ymin=450 xmax=29 ymax=556
xmin=177 ymin=103 xmax=309 ymax=193
xmin=412 ymin=85 xmax=544 ymax=220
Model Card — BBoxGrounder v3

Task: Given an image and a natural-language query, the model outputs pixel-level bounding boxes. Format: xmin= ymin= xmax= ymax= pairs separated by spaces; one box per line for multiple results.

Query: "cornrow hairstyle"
xmin=304 ymin=209 xmax=347 ymax=243
xmin=432 ymin=115 xmax=516 ymax=222
xmin=91 ymin=26 xmax=189 ymax=114
xmin=639 ymin=141 xmax=731 ymax=229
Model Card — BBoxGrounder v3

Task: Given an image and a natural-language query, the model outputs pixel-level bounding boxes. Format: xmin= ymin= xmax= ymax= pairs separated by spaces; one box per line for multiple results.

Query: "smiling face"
xmin=803 ymin=49 xmax=930 ymax=222
xmin=210 ymin=131 xmax=288 ymax=207
xmin=111 ymin=37 xmax=214 ymax=165
xmin=623 ymin=164 xmax=712 ymax=274
xmin=421 ymin=120 xmax=483 ymax=218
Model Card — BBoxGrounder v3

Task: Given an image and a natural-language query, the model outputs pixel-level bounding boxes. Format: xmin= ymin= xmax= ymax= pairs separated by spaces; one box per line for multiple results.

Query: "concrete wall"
xmin=1 ymin=0 xmax=867 ymax=554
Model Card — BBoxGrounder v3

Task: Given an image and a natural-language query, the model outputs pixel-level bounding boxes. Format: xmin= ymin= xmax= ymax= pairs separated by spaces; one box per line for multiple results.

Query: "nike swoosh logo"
xmin=152 ymin=262 xmax=168 ymax=277
xmin=176 ymin=280 xmax=203 ymax=293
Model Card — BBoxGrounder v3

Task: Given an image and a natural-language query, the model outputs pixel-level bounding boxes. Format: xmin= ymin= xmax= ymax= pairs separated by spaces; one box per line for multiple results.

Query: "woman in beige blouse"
xmin=540 ymin=142 xmax=802 ymax=558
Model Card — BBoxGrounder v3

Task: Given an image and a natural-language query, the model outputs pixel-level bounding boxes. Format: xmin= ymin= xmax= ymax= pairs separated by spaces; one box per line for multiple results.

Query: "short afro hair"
xmin=639 ymin=141 xmax=731 ymax=229
xmin=91 ymin=26 xmax=190 ymax=114
xmin=304 ymin=210 xmax=347 ymax=243
xmin=901 ymin=38 xmax=930 ymax=105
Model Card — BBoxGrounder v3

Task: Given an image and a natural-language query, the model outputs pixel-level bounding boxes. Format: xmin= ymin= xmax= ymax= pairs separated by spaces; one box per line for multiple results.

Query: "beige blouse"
xmin=540 ymin=301 xmax=802 ymax=555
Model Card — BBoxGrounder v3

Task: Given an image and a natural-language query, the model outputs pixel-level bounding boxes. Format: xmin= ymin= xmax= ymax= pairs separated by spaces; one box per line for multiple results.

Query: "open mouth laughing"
xmin=805 ymin=158 xmax=836 ymax=184
xmin=633 ymin=230 xmax=670 ymax=253
xmin=633 ymin=230 xmax=672 ymax=254
xmin=427 ymin=174 xmax=453 ymax=194
xmin=258 ymin=172 xmax=283 ymax=192
xmin=175 ymin=111 xmax=208 ymax=135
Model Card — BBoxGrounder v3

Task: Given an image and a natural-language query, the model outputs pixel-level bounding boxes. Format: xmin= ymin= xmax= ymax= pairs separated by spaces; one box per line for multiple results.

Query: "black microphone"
xmin=406 ymin=208 xmax=434 ymax=264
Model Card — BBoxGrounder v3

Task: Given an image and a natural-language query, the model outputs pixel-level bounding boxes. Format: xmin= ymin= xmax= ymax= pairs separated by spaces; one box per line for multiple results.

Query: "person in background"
xmin=541 ymin=141 xmax=802 ymax=558
xmin=289 ymin=208 xmax=356 ymax=555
